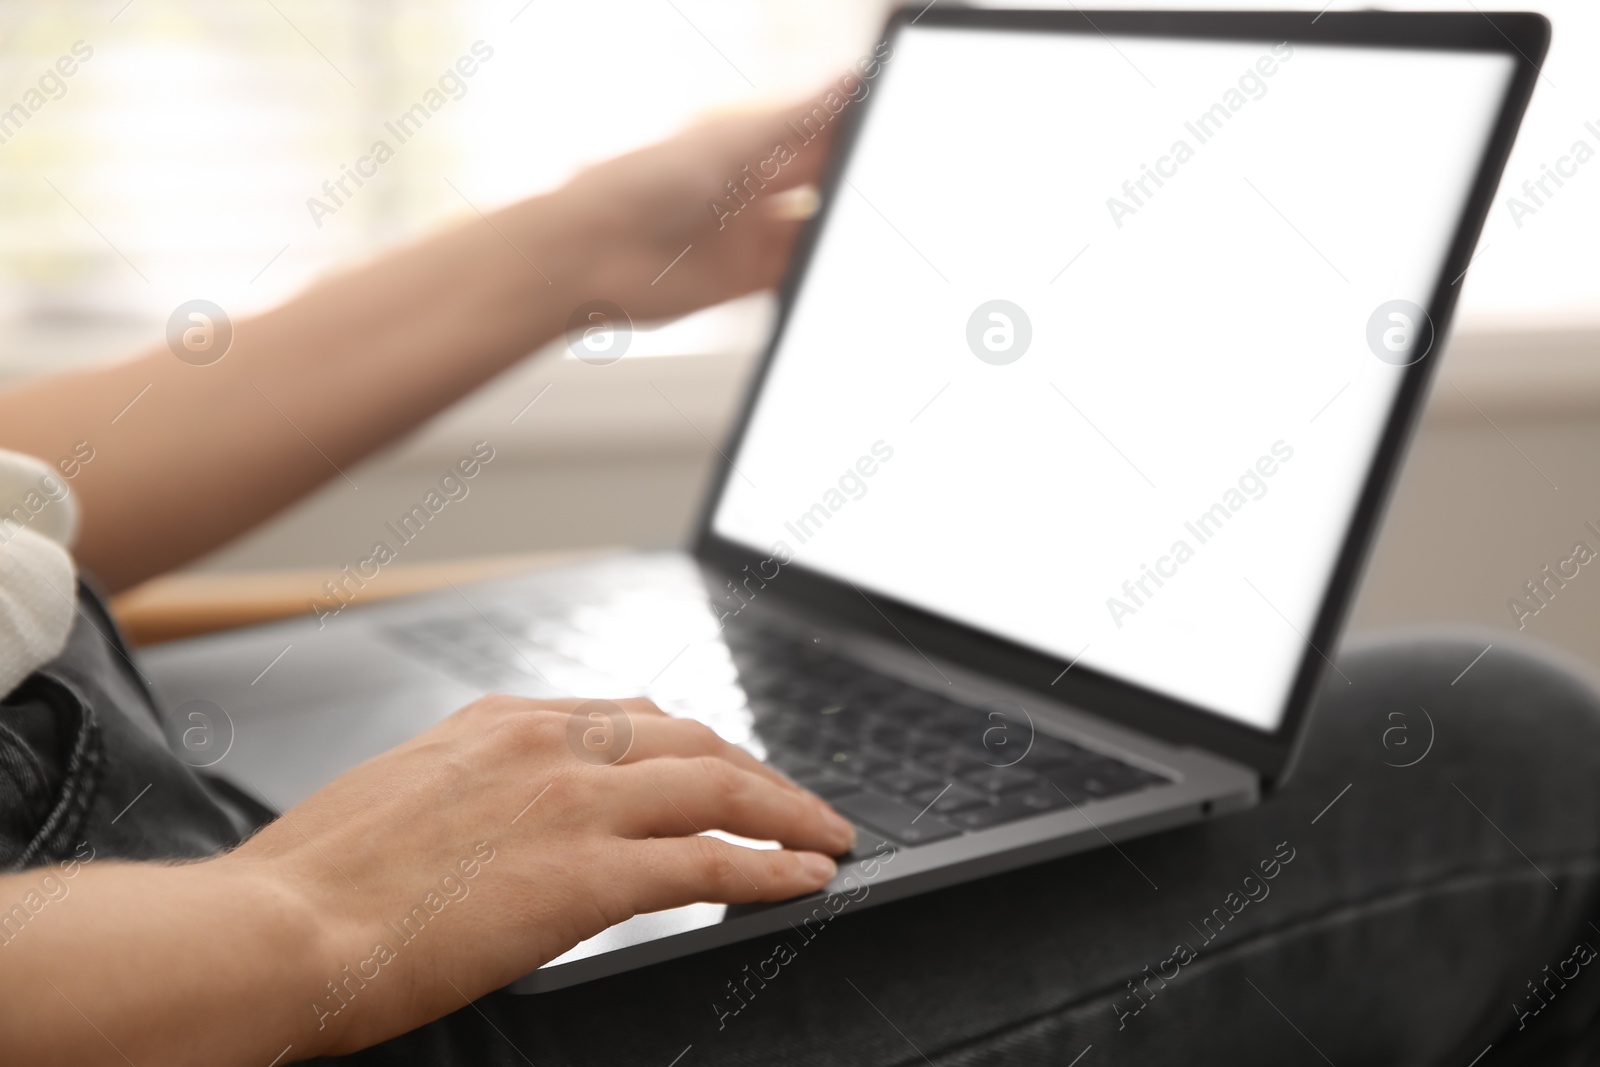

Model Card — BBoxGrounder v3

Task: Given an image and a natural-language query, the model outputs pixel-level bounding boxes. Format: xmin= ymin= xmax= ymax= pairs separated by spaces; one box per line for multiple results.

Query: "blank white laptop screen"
xmin=711 ymin=25 xmax=1513 ymax=731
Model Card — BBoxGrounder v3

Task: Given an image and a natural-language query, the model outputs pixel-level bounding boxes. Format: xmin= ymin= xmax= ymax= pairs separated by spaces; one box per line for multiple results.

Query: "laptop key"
xmin=776 ymin=753 xmax=837 ymax=777
xmin=951 ymin=786 xmax=1071 ymax=830
xmin=841 ymin=675 xmax=903 ymax=703
xmin=830 ymin=790 xmax=961 ymax=846
xmin=1081 ymin=774 xmax=1133 ymax=799
xmin=1024 ymin=736 xmax=1091 ymax=766
xmin=959 ymin=764 xmax=1039 ymax=795
xmin=838 ymin=827 xmax=895 ymax=863
xmin=869 ymin=766 xmax=943 ymax=797
xmin=929 ymin=749 xmax=994 ymax=777
xmin=793 ymin=770 xmax=867 ymax=800
xmin=863 ymin=723 xmax=913 ymax=750
xmin=826 ymin=750 xmax=899 ymax=778
xmin=909 ymin=782 xmax=991 ymax=815
xmin=1054 ymin=761 xmax=1156 ymax=797
xmin=1043 ymin=763 xmax=1164 ymax=802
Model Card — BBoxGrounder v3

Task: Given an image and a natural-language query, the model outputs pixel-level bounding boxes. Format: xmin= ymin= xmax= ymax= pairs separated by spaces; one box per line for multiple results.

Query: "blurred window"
xmin=0 ymin=0 xmax=1593 ymax=380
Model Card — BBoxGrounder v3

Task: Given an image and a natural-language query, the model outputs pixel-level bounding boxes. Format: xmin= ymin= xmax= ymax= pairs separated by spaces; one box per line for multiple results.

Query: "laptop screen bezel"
xmin=691 ymin=8 xmax=1549 ymax=786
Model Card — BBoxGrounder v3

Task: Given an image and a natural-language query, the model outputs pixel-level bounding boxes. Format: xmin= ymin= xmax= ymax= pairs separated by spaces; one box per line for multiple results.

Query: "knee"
xmin=1330 ymin=629 xmax=1600 ymax=760
xmin=1297 ymin=629 xmax=1600 ymax=854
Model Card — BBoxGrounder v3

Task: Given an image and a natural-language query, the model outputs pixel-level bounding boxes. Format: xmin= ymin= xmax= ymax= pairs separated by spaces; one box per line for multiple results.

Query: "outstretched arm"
xmin=0 ymin=106 xmax=831 ymax=592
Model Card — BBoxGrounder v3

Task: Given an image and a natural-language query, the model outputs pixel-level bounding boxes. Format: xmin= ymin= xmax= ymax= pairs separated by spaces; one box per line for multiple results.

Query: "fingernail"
xmin=800 ymin=852 xmax=837 ymax=882
xmin=819 ymin=801 xmax=856 ymax=845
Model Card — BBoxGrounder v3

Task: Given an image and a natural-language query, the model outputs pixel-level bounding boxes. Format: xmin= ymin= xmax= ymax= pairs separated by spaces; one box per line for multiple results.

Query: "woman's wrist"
xmin=0 ymin=855 xmax=351 ymax=1067
xmin=207 ymin=849 xmax=357 ymax=1061
xmin=462 ymin=188 xmax=595 ymax=354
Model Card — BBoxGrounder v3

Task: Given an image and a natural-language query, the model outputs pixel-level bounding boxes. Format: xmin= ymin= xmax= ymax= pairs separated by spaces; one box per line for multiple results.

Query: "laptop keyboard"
xmin=385 ymin=595 xmax=1171 ymax=847
xmin=722 ymin=624 xmax=1171 ymax=845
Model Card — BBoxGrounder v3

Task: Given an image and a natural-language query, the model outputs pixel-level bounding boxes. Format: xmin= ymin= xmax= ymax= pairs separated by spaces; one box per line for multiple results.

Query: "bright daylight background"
xmin=3 ymin=0 xmax=1600 ymax=668
xmin=2 ymin=1 xmax=1597 ymax=337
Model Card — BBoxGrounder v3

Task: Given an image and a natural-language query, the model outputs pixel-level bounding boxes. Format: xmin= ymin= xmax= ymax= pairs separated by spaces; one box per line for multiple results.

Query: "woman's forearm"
xmin=0 ymin=854 xmax=335 ymax=1067
xmin=0 ymin=187 xmax=597 ymax=592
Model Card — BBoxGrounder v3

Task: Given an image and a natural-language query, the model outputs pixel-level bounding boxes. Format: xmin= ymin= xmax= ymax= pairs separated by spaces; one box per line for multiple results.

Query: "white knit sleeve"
xmin=0 ymin=449 xmax=80 ymax=698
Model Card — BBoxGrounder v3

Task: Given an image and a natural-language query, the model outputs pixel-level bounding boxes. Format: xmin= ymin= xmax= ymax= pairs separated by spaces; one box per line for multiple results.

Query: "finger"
xmin=699 ymin=98 xmax=841 ymax=194
xmin=621 ymin=835 xmax=836 ymax=914
xmin=510 ymin=695 xmax=666 ymax=718
xmin=559 ymin=700 xmax=806 ymax=796
xmin=607 ymin=757 xmax=855 ymax=856
xmin=764 ymin=187 xmax=819 ymax=223
xmin=768 ymin=97 xmax=840 ymax=188
xmin=620 ymin=714 xmax=808 ymax=796
xmin=606 ymin=696 xmax=669 ymax=718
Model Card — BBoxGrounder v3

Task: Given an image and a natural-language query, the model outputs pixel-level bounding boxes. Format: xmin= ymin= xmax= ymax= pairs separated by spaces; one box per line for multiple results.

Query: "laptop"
xmin=142 ymin=8 xmax=1546 ymax=993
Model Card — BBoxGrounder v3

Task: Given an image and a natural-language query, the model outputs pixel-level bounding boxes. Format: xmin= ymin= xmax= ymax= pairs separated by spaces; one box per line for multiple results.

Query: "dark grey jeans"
xmin=7 ymin=590 xmax=1600 ymax=1065
xmin=326 ymin=632 xmax=1600 ymax=1067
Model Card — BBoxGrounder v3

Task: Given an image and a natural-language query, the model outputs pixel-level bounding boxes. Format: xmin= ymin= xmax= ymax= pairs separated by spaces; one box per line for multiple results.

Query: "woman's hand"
xmin=531 ymin=102 xmax=839 ymax=324
xmin=226 ymin=694 xmax=853 ymax=1058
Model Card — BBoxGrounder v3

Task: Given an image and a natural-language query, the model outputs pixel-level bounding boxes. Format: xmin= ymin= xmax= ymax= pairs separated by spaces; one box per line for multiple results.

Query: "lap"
xmin=331 ymin=632 xmax=1600 ymax=1067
